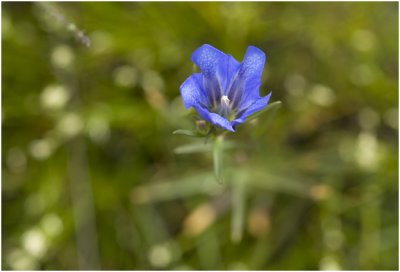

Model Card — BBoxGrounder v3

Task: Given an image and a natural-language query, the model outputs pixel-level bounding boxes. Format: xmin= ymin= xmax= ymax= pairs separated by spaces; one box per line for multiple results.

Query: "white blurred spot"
xmin=358 ymin=108 xmax=380 ymax=131
xmin=229 ymin=262 xmax=248 ymax=270
xmin=324 ymin=229 xmax=344 ymax=250
xmin=319 ymin=255 xmax=341 ymax=270
xmin=87 ymin=116 xmax=110 ymax=144
xmin=284 ymin=73 xmax=306 ymax=96
xmin=7 ymin=249 xmax=38 ymax=270
xmin=113 ymin=65 xmax=138 ymax=88
xmin=41 ymin=213 xmax=63 ymax=237
xmin=356 ymin=132 xmax=379 ymax=170
xmin=7 ymin=147 xmax=27 ymax=173
xmin=173 ymin=264 xmax=193 ymax=270
xmin=51 ymin=45 xmax=74 ymax=68
xmin=383 ymin=108 xmax=398 ymax=129
xmin=56 ymin=112 xmax=84 ymax=138
xmin=22 ymin=228 xmax=47 ymax=258
xmin=148 ymin=244 xmax=172 ymax=268
xmin=2 ymin=13 xmax=12 ymax=39
xmin=352 ymin=29 xmax=376 ymax=52
xmin=308 ymin=84 xmax=335 ymax=107
xmin=90 ymin=31 xmax=113 ymax=54
xmin=67 ymin=23 xmax=77 ymax=32
xmin=29 ymin=139 xmax=54 ymax=160
xmin=141 ymin=70 xmax=165 ymax=91
xmin=350 ymin=64 xmax=374 ymax=86
xmin=41 ymin=84 xmax=69 ymax=110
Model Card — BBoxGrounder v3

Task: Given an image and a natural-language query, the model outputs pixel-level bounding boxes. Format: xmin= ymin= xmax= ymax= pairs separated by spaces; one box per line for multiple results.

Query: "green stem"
xmin=231 ymin=176 xmax=245 ymax=243
xmin=213 ymin=134 xmax=224 ymax=183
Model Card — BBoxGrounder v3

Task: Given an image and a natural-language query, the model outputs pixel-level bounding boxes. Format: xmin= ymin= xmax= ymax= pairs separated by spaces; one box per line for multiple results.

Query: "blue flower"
xmin=180 ymin=44 xmax=272 ymax=132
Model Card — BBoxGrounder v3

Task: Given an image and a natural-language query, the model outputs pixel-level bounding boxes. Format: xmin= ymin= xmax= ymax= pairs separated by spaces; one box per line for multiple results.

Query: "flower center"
xmin=218 ymin=95 xmax=233 ymax=120
xmin=221 ymin=95 xmax=230 ymax=107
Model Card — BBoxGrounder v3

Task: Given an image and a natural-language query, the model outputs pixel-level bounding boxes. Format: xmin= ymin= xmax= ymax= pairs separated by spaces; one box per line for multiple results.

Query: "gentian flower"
xmin=180 ymin=44 xmax=272 ymax=132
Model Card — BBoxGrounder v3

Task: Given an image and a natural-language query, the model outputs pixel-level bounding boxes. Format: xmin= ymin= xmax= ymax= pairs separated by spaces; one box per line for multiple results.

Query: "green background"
xmin=2 ymin=2 xmax=398 ymax=270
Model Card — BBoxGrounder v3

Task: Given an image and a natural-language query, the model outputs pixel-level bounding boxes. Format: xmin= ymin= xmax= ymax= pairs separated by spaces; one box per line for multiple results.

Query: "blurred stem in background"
xmin=67 ymin=137 xmax=101 ymax=269
xmin=37 ymin=3 xmax=101 ymax=269
xmin=231 ymin=172 xmax=246 ymax=243
xmin=319 ymin=190 xmax=343 ymax=270
xmin=360 ymin=185 xmax=381 ymax=269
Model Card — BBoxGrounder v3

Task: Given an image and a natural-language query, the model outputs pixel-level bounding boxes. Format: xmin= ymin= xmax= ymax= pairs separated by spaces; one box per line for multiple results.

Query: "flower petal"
xmin=194 ymin=105 xmax=235 ymax=132
xmin=226 ymin=46 xmax=266 ymax=110
xmin=231 ymin=92 xmax=272 ymax=127
xmin=179 ymin=73 xmax=208 ymax=109
xmin=191 ymin=44 xmax=225 ymax=78
xmin=241 ymin=46 xmax=266 ymax=81
xmin=191 ymin=44 xmax=227 ymax=107
xmin=216 ymin=54 xmax=240 ymax=94
xmin=238 ymin=46 xmax=266 ymax=110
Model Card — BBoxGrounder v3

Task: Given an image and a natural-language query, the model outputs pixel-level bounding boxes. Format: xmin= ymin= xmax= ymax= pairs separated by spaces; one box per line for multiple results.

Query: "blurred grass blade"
xmin=174 ymin=142 xmax=212 ymax=154
xmin=174 ymin=139 xmax=237 ymax=155
xmin=239 ymin=167 xmax=311 ymax=197
xmin=231 ymin=177 xmax=246 ymax=243
xmin=213 ymin=136 xmax=224 ymax=183
xmin=247 ymin=101 xmax=282 ymax=122
xmin=173 ymin=129 xmax=202 ymax=137
xmin=131 ymin=172 xmax=224 ymax=204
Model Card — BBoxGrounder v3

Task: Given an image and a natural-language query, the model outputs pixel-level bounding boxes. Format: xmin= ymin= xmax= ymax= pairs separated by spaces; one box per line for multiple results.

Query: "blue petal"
xmin=191 ymin=44 xmax=225 ymax=78
xmin=193 ymin=105 xmax=235 ymax=132
xmin=202 ymin=73 xmax=221 ymax=108
xmin=231 ymin=92 xmax=272 ymax=127
xmin=237 ymin=46 xmax=266 ymax=110
xmin=226 ymin=73 xmax=244 ymax=109
xmin=179 ymin=73 xmax=208 ymax=109
xmin=226 ymin=46 xmax=266 ymax=110
xmin=216 ymin=54 xmax=240 ymax=94
xmin=191 ymin=44 xmax=227 ymax=107
xmin=241 ymin=46 xmax=266 ymax=81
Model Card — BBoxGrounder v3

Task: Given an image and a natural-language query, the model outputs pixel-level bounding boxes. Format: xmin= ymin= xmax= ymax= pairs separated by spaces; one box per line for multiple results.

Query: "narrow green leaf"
xmin=235 ymin=167 xmax=311 ymax=197
xmin=247 ymin=101 xmax=282 ymax=122
xmin=213 ymin=135 xmax=224 ymax=183
xmin=174 ymin=142 xmax=213 ymax=154
xmin=173 ymin=129 xmax=202 ymax=137
xmin=174 ymin=139 xmax=236 ymax=155
xmin=131 ymin=172 xmax=223 ymax=204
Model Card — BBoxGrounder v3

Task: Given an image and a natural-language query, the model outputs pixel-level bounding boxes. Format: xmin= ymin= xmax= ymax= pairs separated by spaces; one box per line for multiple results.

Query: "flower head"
xmin=180 ymin=44 xmax=272 ymax=132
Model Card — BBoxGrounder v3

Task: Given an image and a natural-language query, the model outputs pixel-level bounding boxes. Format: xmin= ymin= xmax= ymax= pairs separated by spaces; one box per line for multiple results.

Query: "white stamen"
xmin=218 ymin=95 xmax=231 ymax=119
xmin=221 ymin=95 xmax=230 ymax=107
